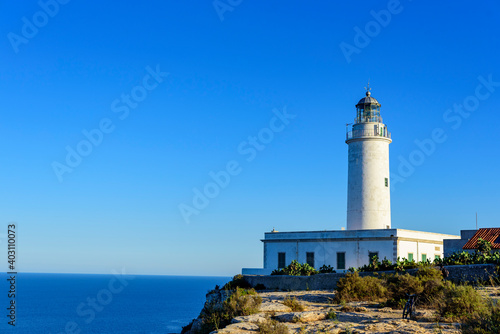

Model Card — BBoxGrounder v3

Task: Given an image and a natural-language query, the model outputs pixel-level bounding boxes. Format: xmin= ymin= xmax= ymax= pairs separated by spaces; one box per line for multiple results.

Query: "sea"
xmin=0 ymin=272 xmax=230 ymax=334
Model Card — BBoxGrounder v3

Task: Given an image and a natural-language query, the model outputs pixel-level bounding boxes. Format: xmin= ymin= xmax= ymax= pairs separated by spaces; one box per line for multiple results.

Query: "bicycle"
xmin=402 ymin=294 xmax=418 ymax=319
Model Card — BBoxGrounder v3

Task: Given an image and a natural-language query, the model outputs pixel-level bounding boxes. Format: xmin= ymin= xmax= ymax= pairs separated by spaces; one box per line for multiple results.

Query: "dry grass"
xmin=258 ymin=318 xmax=289 ymax=334
xmin=282 ymin=296 xmax=305 ymax=311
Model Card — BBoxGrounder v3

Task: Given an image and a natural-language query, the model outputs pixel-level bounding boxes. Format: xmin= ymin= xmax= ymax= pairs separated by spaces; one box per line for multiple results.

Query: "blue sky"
xmin=0 ymin=0 xmax=499 ymax=276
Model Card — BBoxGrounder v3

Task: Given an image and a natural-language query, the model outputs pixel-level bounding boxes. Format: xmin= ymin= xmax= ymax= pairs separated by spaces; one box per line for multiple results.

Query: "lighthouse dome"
xmin=356 ymin=91 xmax=380 ymax=107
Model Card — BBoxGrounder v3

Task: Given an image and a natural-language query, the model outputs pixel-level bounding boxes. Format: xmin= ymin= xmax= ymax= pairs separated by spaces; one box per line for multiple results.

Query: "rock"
xmin=224 ymin=322 xmax=259 ymax=331
xmin=340 ymin=305 xmax=355 ymax=312
xmin=212 ymin=325 xmax=255 ymax=334
xmin=354 ymin=306 xmax=367 ymax=312
xmin=231 ymin=314 xmax=267 ymax=324
xmin=378 ymin=307 xmax=393 ymax=313
xmin=189 ymin=318 xmax=204 ymax=334
xmin=327 ymin=329 xmax=342 ymax=334
xmin=259 ymin=302 xmax=292 ymax=312
xmin=275 ymin=311 xmax=326 ymax=323
xmin=185 ymin=288 xmax=234 ymax=334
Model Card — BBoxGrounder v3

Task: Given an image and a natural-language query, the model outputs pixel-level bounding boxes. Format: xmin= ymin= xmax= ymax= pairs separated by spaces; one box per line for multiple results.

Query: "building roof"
xmin=462 ymin=228 xmax=500 ymax=249
xmin=262 ymin=228 xmax=459 ymax=243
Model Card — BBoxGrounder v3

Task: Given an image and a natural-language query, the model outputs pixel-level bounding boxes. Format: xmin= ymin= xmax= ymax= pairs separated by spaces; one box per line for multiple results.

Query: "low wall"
xmin=243 ymin=264 xmax=498 ymax=291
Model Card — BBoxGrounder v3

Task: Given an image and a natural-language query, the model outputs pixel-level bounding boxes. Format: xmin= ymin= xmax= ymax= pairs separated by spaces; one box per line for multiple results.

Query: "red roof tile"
xmin=463 ymin=228 xmax=500 ymax=249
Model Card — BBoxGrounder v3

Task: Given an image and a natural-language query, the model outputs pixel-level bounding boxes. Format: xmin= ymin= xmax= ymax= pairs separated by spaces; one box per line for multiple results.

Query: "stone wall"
xmin=243 ymin=264 xmax=498 ymax=291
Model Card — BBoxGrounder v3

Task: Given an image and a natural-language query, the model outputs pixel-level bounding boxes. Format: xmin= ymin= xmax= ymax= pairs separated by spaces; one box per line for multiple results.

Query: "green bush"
xmin=335 ymin=272 xmax=387 ymax=303
xmin=326 ymin=308 xmax=337 ymax=320
xmin=258 ymin=318 xmax=289 ymax=334
xmin=224 ymin=288 xmax=262 ymax=318
xmin=477 ymin=238 xmax=492 ymax=254
xmin=319 ymin=264 xmax=336 ymax=273
xmin=271 ymin=260 xmax=318 ymax=276
xmin=282 ymin=296 xmax=305 ymax=311
xmin=415 ymin=266 xmax=446 ymax=306
xmin=438 ymin=283 xmax=488 ymax=321
xmin=462 ymin=302 xmax=500 ymax=334
xmin=384 ymin=273 xmax=424 ymax=308
xmin=222 ymin=274 xmax=252 ymax=290
xmin=439 ymin=244 xmax=500 ymax=266
xmin=383 ymin=267 xmax=446 ymax=308
xmin=335 ymin=267 xmax=446 ymax=309
xmin=357 ymin=256 xmax=427 ymax=272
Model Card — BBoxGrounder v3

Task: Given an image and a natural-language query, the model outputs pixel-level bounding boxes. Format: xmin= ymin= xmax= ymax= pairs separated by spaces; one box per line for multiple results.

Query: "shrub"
xmin=282 ymin=296 xmax=305 ymax=311
xmin=383 ymin=267 xmax=446 ymax=309
xmin=319 ymin=264 xmax=336 ymax=273
xmin=224 ymin=288 xmax=262 ymax=318
xmin=438 ymin=283 xmax=488 ymax=321
xmin=222 ymin=274 xmax=252 ymax=290
xmin=326 ymin=308 xmax=337 ymax=320
xmin=415 ymin=267 xmax=445 ymax=306
xmin=334 ymin=272 xmax=387 ymax=303
xmin=415 ymin=265 xmax=443 ymax=281
xmin=384 ymin=272 xmax=423 ymax=308
xmin=271 ymin=260 xmax=318 ymax=276
xmin=254 ymin=283 xmax=266 ymax=291
xmin=477 ymin=238 xmax=492 ymax=255
xmin=258 ymin=318 xmax=289 ymax=334
xmin=334 ymin=267 xmax=446 ymax=309
xmin=461 ymin=302 xmax=500 ymax=334
xmin=358 ymin=256 xmax=425 ymax=272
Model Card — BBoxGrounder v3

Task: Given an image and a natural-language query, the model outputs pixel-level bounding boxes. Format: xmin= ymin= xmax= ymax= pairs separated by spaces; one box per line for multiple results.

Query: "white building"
xmin=243 ymin=88 xmax=460 ymax=275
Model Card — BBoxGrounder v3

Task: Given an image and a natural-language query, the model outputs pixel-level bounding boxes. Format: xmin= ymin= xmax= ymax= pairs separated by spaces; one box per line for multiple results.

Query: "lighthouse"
xmin=346 ymin=87 xmax=392 ymax=230
xmin=243 ymin=86 xmax=461 ymax=276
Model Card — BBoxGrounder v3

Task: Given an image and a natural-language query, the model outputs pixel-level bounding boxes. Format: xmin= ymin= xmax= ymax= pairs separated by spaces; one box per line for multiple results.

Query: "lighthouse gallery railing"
xmin=346 ymin=129 xmax=391 ymax=140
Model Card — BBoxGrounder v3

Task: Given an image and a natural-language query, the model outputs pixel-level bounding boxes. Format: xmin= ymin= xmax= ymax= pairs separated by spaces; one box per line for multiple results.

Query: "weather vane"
xmin=364 ymin=80 xmax=371 ymax=93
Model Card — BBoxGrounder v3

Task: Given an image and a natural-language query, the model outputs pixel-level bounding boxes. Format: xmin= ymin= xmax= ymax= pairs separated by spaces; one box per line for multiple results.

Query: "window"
xmin=435 ymin=255 xmax=440 ymax=260
xmin=408 ymin=253 xmax=413 ymax=262
xmin=385 ymin=178 xmax=388 ymax=187
xmin=435 ymin=246 xmax=440 ymax=251
xmin=306 ymin=252 xmax=315 ymax=268
xmin=422 ymin=254 xmax=427 ymax=262
xmin=369 ymin=252 xmax=378 ymax=263
xmin=278 ymin=253 xmax=286 ymax=269
xmin=337 ymin=252 xmax=346 ymax=270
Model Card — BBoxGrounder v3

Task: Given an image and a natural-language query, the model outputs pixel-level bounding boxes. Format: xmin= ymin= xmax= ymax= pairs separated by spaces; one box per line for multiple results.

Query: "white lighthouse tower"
xmin=346 ymin=86 xmax=392 ymax=230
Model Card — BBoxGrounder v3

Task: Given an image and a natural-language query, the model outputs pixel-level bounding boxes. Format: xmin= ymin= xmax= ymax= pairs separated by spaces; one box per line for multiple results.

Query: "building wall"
xmin=443 ymin=230 xmax=478 ymax=257
xmin=347 ymin=132 xmax=391 ymax=230
xmin=398 ymin=240 xmax=443 ymax=262
xmin=242 ymin=229 xmax=460 ymax=274
xmin=264 ymin=239 xmax=395 ymax=271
